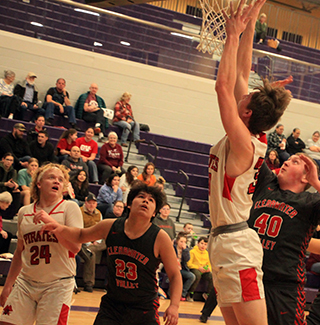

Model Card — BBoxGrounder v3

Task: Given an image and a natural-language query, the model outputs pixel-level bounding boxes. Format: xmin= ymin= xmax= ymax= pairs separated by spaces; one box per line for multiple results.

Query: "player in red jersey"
xmin=208 ymin=0 xmax=292 ymax=324
xmin=0 ymin=163 xmax=82 ymax=325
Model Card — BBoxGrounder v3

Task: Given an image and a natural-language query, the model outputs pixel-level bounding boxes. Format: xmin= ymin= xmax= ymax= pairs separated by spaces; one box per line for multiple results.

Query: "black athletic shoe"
xmin=70 ymin=123 xmax=81 ymax=131
xmin=199 ymin=314 xmax=208 ymax=323
xmin=83 ymin=285 xmax=93 ymax=293
xmin=45 ymin=119 xmax=52 ymax=126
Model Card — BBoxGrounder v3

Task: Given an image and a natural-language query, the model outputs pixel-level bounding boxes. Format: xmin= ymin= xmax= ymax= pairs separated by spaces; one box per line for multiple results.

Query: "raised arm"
xmin=299 ymin=154 xmax=320 ymax=192
xmin=215 ymin=0 xmax=252 ymax=133
xmin=215 ymin=0 xmax=258 ymax=176
xmin=234 ymin=0 xmax=266 ymax=103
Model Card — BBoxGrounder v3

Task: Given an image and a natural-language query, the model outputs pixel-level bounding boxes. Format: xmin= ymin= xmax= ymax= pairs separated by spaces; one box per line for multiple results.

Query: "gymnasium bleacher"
xmin=1 ymin=0 xmax=320 ymax=105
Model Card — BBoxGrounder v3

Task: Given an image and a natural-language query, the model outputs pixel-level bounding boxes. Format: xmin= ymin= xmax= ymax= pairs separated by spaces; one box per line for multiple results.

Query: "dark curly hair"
xmin=127 ymin=182 xmax=166 ymax=216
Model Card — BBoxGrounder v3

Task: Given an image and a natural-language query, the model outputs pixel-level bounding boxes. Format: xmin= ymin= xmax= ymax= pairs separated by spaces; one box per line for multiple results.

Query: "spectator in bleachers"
xmin=0 ymin=192 xmax=13 ymax=254
xmin=17 ymin=157 xmax=39 ymax=206
xmin=76 ymin=127 xmax=99 ymax=184
xmin=29 ymin=130 xmax=57 ymax=165
xmin=306 ymin=252 xmax=320 ymax=275
xmin=70 ymin=170 xmax=90 ymax=207
xmin=113 ymin=92 xmax=142 ymax=147
xmin=105 ymin=200 xmax=125 ymax=219
xmin=137 ymin=162 xmax=156 ymax=186
xmin=153 ymin=203 xmax=175 ymax=241
xmin=55 ymin=128 xmax=78 ymax=163
xmin=97 ymin=132 xmax=125 ymax=185
xmin=186 ymin=237 xmax=213 ymax=302
xmin=13 ymin=72 xmax=45 ymax=122
xmin=26 ymin=115 xmax=46 ymax=143
xmin=0 ymin=123 xmax=31 ymax=170
xmin=286 ymin=128 xmax=305 ymax=155
xmin=303 ymin=131 xmax=320 ymax=168
xmin=174 ymin=232 xmax=196 ymax=301
xmin=265 ymin=149 xmax=280 ymax=171
xmin=0 ymin=70 xmax=19 ymax=119
xmin=74 ymin=83 xmax=108 ymax=142
xmin=97 ymin=173 xmax=122 ymax=217
xmin=254 ymin=13 xmax=267 ymax=44
xmin=267 ymin=124 xmax=290 ymax=164
xmin=183 ymin=222 xmax=197 ymax=248
xmin=155 ymin=176 xmax=166 ymax=191
xmin=43 ymin=78 xmax=80 ymax=130
xmin=80 ymin=193 xmax=106 ymax=293
xmin=62 ymin=146 xmax=88 ymax=178
xmin=0 ymin=153 xmax=20 ymax=220
xmin=119 ymin=165 xmax=139 ymax=204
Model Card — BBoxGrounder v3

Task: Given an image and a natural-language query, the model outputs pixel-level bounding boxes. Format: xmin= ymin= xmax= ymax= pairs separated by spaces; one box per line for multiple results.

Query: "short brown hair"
xmin=175 ymin=231 xmax=187 ymax=243
xmin=247 ymin=78 xmax=292 ymax=135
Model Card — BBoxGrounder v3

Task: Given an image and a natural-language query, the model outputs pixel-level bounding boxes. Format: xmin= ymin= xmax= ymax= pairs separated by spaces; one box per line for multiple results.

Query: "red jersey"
xmin=57 ymin=138 xmax=76 ymax=151
xmin=76 ymin=137 xmax=98 ymax=158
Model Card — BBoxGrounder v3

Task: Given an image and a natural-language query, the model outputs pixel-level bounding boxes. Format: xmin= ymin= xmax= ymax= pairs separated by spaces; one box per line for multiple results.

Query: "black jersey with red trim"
xmin=105 ymin=217 xmax=161 ymax=306
xmin=247 ymin=162 xmax=320 ymax=284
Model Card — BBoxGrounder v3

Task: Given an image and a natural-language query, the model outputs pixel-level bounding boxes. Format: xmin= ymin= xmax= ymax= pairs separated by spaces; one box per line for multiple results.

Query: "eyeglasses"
xmin=114 ymin=205 xmax=124 ymax=209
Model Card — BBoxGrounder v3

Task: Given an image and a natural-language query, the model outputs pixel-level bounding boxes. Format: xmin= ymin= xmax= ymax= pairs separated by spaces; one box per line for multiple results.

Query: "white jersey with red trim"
xmin=18 ymin=200 xmax=83 ymax=282
xmin=208 ymin=134 xmax=267 ymax=228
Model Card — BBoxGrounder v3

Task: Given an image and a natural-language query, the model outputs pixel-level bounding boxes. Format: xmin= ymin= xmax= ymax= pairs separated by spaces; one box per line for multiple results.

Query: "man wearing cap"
xmin=79 ymin=193 xmax=106 ymax=292
xmin=43 ymin=78 xmax=80 ymax=131
xmin=13 ymin=72 xmax=45 ymax=121
xmin=0 ymin=123 xmax=31 ymax=170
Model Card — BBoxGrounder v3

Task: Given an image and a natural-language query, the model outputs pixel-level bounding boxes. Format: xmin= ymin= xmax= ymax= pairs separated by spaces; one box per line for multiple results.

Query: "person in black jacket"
xmin=26 ymin=115 xmax=46 ymax=143
xmin=0 ymin=123 xmax=31 ymax=170
xmin=286 ymin=127 xmax=305 ymax=156
xmin=0 ymin=153 xmax=20 ymax=219
xmin=13 ymin=72 xmax=45 ymax=121
xmin=29 ymin=130 xmax=57 ymax=166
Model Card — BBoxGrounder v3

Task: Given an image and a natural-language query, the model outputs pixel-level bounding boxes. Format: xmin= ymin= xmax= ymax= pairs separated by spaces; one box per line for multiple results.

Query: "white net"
xmin=196 ymin=0 xmax=231 ymax=55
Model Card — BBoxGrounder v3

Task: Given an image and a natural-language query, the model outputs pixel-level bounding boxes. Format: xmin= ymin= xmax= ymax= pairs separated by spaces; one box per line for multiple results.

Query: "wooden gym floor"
xmin=68 ymin=289 xmax=225 ymax=325
xmin=0 ymin=287 xmax=225 ymax=324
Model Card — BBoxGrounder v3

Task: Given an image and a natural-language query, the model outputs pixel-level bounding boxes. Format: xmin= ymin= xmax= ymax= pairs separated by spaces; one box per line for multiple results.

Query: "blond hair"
xmin=120 ymin=92 xmax=132 ymax=102
xmin=0 ymin=191 xmax=13 ymax=204
xmin=30 ymin=163 xmax=69 ymax=202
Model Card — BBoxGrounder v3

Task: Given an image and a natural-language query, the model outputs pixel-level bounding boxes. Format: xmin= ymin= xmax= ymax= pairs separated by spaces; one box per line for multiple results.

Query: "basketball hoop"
xmin=196 ymin=0 xmax=234 ymax=55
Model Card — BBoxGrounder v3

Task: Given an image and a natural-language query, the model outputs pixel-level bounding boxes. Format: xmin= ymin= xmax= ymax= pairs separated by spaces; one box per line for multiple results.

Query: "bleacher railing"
xmin=1 ymin=0 xmax=320 ymax=104
xmin=176 ymin=169 xmax=189 ymax=223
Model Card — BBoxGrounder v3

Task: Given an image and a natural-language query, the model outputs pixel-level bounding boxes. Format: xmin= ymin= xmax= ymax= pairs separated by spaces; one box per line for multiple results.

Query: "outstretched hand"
xmin=246 ymin=0 xmax=266 ymax=23
xmin=271 ymin=75 xmax=293 ymax=88
xmin=300 ymin=154 xmax=319 ymax=188
xmin=222 ymin=0 xmax=253 ymax=37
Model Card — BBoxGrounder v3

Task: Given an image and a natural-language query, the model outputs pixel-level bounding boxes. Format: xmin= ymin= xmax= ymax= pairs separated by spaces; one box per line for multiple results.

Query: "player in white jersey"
xmin=208 ymin=0 xmax=292 ymax=324
xmin=0 ymin=163 xmax=82 ymax=325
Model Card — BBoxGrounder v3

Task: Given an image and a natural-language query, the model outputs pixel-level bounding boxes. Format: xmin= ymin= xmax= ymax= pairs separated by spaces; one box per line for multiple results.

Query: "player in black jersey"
xmin=41 ymin=182 xmax=182 ymax=325
xmin=248 ymin=153 xmax=320 ymax=325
